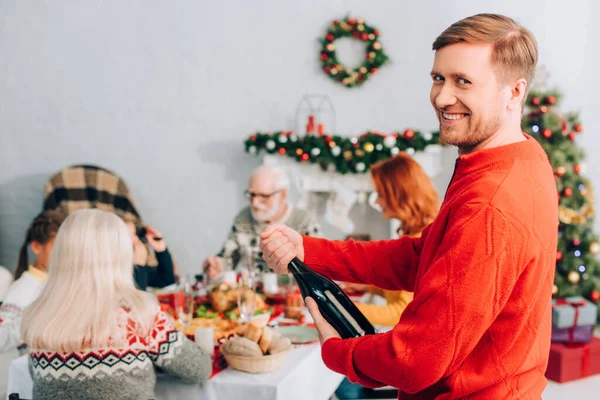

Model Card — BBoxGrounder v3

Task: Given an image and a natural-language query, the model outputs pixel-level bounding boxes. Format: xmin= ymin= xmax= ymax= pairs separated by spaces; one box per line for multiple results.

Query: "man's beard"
xmin=438 ymin=112 xmax=501 ymax=150
xmin=251 ymin=204 xmax=280 ymax=223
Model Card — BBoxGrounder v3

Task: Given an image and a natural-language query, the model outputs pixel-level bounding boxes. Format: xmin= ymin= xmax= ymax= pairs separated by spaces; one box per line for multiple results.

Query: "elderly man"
xmin=203 ymin=166 xmax=320 ymax=279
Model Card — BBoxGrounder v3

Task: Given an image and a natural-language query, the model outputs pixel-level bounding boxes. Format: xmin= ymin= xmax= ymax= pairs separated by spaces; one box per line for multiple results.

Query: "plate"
xmin=276 ymin=326 xmax=319 ymax=344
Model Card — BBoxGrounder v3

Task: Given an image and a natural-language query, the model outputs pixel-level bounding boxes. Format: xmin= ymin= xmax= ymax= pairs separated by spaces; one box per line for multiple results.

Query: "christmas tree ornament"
xmin=542 ymin=129 xmax=552 ymax=138
xmin=531 ymin=97 xmax=541 ymax=106
xmin=375 ymin=144 xmax=383 ymax=151
xmin=249 ymin=145 xmax=257 ymax=154
xmin=552 ymin=284 xmax=558 ymax=295
xmin=355 ymin=149 xmax=365 ymax=157
xmin=311 ymin=148 xmax=321 ymax=156
xmin=546 ymin=95 xmax=556 ymax=105
xmin=391 ymin=147 xmax=400 ymax=155
xmin=278 ymin=148 xmax=286 ymax=155
xmin=573 ymin=238 xmax=581 ymax=246
xmin=591 ymin=291 xmax=600 ymax=302
xmin=265 ymin=140 xmax=276 ymax=150
xmin=568 ymin=270 xmax=580 ymax=284
xmin=331 ymin=146 xmax=341 ymax=157
xmin=555 ymin=166 xmax=566 ymax=176
xmin=355 ymin=162 xmax=366 ymax=172
xmin=363 ymin=142 xmax=375 ymax=153
xmin=574 ymin=164 xmax=581 ymax=174
xmin=568 ymin=133 xmax=576 ymax=141
xmin=278 ymin=135 xmax=288 ymax=144
xmin=556 ymin=251 xmax=563 ymax=261
xmin=295 ymin=148 xmax=303 ymax=156
xmin=590 ymin=242 xmax=600 ymax=254
xmin=574 ymin=124 xmax=583 ymax=132
xmin=407 ymin=148 xmax=415 ymax=155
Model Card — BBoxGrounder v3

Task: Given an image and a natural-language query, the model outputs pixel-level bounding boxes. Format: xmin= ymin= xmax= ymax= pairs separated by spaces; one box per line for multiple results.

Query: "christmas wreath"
xmin=245 ymin=130 xmax=440 ymax=175
xmin=320 ymin=17 xmax=389 ymax=88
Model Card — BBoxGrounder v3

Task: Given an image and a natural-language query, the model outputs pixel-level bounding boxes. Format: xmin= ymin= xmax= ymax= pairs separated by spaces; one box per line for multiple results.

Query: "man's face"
xmin=247 ymin=174 xmax=284 ymax=223
xmin=430 ymin=42 xmax=508 ymax=150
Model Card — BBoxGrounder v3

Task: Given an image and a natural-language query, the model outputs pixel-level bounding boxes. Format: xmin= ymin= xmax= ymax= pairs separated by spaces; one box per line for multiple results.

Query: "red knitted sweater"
xmin=304 ymin=135 xmax=558 ymax=399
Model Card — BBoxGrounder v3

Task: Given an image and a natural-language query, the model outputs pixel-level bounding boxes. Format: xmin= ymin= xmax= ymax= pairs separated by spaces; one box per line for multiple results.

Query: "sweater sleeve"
xmin=320 ymin=204 xmax=519 ymax=393
xmin=147 ymin=311 xmax=212 ymax=384
xmin=145 ymin=249 xmax=176 ymax=289
xmin=0 ymin=304 xmax=24 ymax=353
xmin=302 ymin=224 xmax=431 ymax=292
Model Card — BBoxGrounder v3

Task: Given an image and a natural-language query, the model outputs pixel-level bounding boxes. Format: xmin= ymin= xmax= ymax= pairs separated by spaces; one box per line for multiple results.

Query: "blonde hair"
xmin=432 ymin=13 xmax=538 ymax=103
xmin=21 ymin=209 xmax=157 ymax=352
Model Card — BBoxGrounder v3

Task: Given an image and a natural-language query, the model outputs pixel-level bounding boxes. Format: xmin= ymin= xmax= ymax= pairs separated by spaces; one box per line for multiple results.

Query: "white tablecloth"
xmin=7 ymin=344 xmax=343 ymax=400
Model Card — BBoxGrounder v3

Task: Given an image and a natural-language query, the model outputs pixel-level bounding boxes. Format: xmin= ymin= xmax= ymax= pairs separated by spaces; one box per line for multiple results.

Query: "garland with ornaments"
xmin=319 ymin=16 xmax=389 ymax=88
xmin=244 ymin=129 xmax=440 ymax=175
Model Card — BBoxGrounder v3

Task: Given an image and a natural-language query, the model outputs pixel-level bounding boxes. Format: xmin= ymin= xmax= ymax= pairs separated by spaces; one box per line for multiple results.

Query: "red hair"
xmin=370 ymin=153 xmax=440 ymax=236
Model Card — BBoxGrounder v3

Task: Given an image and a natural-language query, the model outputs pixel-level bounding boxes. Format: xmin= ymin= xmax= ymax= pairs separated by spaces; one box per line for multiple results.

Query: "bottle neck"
xmin=289 ymin=257 xmax=310 ymax=275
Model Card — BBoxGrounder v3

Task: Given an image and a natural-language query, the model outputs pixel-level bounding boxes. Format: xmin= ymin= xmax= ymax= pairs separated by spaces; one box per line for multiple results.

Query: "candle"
xmin=195 ymin=327 xmax=215 ymax=354
xmin=306 ymin=123 xmax=313 ymax=134
xmin=308 ymin=115 xmax=315 ymax=125
xmin=317 ymin=123 xmax=324 ymax=136
xmin=262 ymin=272 xmax=278 ymax=294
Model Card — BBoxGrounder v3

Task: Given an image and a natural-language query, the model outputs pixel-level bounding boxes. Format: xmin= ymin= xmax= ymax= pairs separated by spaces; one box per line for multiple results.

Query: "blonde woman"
xmin=21 ymin=209 xmax=211 ymax=400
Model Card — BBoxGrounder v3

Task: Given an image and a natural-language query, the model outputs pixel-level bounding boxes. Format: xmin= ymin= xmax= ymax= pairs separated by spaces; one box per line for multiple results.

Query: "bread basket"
xmin=220 ymin=345 xmax=291 ymax=374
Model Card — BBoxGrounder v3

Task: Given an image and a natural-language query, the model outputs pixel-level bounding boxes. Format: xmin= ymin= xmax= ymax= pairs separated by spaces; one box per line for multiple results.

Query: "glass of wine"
xmin=237 ymin=277 xmax=257 ymax=323
xmin=177 ymin=276 xmax=195 ymax=327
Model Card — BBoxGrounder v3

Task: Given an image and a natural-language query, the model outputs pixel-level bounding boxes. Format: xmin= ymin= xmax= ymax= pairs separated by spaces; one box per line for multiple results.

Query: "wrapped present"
xmin=545 ymin=337 xmax=600 ymax=383
xmin=551 ymin=325 xmax=594 ymax=344
xmin=157 ymin=292 xmax=185 ymax=318
xmin=552 ymin=296 xmax=597 ymax=329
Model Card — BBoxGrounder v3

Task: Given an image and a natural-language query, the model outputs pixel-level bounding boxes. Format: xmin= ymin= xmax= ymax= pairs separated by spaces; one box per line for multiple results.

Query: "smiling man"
xmin=260 ymin=13 xmax=558 ymax=399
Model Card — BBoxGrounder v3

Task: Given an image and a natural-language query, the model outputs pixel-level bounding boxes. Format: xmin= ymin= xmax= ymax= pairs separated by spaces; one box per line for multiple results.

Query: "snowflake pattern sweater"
xmin=28 ymin=309 xmax=211 ymax=400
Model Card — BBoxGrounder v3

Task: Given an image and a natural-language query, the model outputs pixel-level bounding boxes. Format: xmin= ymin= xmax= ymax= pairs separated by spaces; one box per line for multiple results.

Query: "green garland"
xmin=320 ymin=17 xmax=389 ymax=88
xmin=245 ymin=130 xmax=440 ymax=175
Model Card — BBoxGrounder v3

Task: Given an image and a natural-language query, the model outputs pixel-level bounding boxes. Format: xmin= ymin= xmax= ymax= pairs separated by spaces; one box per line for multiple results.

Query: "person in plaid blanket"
xmin=203 ymin=166 xmax=321 ymax=279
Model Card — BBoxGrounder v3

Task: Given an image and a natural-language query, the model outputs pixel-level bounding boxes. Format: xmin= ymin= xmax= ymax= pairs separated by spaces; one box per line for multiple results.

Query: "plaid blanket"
xmin=43 ymin=165 xmax=141 ymax=224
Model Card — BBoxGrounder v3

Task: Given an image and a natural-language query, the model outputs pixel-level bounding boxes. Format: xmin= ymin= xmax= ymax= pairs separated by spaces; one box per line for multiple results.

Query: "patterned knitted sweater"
xmin=217 ymin=204 xmax=321 ymax=272
xmin=28 ymin=308 xmax=211 ymax=400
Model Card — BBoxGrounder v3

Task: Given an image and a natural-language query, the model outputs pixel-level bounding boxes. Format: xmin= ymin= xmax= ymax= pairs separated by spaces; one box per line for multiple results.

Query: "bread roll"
xmin=244 ymin=322 xmax=263 ymax=343
xmin=258 ymin=326 xmax=273 ymax=354
xmin=268 ymin=336 xmax=292 ymax=354
xmin=225 ymin=336 xmax=263 ymax=357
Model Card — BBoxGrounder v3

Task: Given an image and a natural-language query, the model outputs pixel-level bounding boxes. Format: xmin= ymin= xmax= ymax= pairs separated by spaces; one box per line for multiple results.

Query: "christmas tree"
xmin=522 ymin=84 xmax=600 ymax=308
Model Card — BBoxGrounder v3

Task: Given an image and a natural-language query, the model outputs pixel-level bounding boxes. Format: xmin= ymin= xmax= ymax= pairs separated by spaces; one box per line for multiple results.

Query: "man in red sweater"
xmin=260 ymin=13 xmax=558 ymax=399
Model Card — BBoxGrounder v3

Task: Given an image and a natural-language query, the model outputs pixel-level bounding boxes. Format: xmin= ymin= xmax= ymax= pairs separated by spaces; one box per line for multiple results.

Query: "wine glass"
xmin=177 ymin=276 xmax=195 ymax=327
xmin=237 ymin=277 xmax=257 ymax=323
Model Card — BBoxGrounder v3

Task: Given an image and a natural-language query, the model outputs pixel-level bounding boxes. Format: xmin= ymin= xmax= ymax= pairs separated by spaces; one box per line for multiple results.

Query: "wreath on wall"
xmin=319 ymin=16 xmax=389 ymax=88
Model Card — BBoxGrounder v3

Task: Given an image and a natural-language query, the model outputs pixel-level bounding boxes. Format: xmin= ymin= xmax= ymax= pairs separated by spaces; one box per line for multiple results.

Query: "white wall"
xmin=1 ymin=0 xmax=598 ymax=275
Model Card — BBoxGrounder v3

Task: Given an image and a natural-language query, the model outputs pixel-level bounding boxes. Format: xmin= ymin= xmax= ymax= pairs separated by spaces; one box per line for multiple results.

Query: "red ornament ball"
xmin=591 ymin=291 xmax=600 ymax=303
xmin=333 ymin=20 xmax=339 ymax=25
xmin=556 ymin=251 xmax=563 ymax=261
xmin=542 ymin=129 xmax=552 ymax=138
xmin=326 ymin=34 xmax=334 ymax=41
xmin=320 ymin=53 xmax=328 ymax=61
xmin=568 ymin=133 xmax=576 ymax=141
xmin=531 ymin=96 xmax=541 ymax=106
xmin=546 ymin=95 xmax=556 ymax=105
xmin=348 ymin=18 xmax=356 ymax=24
xmin=361 ymin=33 xmax=368 ymax=41
xmin=353 ymin=32 xmax=360 ymax=39
xmin=371 ymin=68 xmax=378 ymax=74
xmin=574 ymin=164 xmax=581 ymax=174
xmin=373 ymin=29 xmax=380 ymax=36
xmin=403 ymin=129 xmax=415 ymax=139
xmin=573 ymin=239 xmax=581 ymax=246
xmin=353 ymin=142 xmax=360 ymax=148
xmin=574 ymin=124 xmax=583 ymax=132
xmin=278 ymin=148 xmax=286 ymax=155
xmin=301 ymin=153 xmax=309 ymax=161
xmin=564 ymin=188 xmax=573 ymax=197
xmin=324 ymin=66 xmax=331 ymax=73
xmin=250 ymin=135 xmax=257 ymax=140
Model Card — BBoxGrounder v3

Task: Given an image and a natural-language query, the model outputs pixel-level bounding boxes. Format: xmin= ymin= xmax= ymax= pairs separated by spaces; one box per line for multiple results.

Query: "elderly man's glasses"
xmin=244 ymin=190 xmax=281 ymax=200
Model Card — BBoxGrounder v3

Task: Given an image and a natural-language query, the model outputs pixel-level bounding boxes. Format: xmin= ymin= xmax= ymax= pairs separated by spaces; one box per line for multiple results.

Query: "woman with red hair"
xmin=348 ymin=153 xmax=440 ymax=326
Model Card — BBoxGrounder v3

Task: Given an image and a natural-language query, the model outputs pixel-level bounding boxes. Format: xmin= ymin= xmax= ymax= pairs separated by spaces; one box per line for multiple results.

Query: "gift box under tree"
xmin=552 ymin=296 xmax=598 ymax=344
xmin=546 ymin=337 xmax=600 ymax=383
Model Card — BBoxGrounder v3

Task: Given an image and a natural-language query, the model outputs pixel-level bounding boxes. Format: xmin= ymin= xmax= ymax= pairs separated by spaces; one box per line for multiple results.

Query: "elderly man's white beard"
xmin=251 ymin=203 xmax=281 ymax=223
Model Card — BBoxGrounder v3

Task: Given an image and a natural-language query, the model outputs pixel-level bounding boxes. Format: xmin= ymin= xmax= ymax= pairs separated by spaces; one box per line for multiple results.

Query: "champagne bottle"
xmin=288 ymin=257 xmax=376 ymax=339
